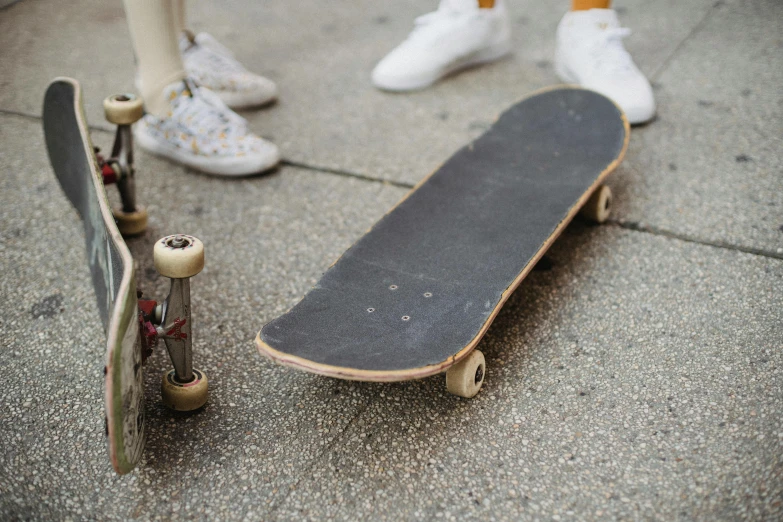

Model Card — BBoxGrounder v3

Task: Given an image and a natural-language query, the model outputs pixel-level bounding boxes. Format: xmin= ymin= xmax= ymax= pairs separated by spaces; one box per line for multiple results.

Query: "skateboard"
xmin=43 ymin=77 xmax=208 ymax=474
xmin=256 ymin=86 xmax=629 ymax=398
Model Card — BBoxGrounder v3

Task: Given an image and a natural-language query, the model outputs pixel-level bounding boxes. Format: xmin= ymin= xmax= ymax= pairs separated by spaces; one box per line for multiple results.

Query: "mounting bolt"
xmin=167 ymin=235 xmax=190 ymax=249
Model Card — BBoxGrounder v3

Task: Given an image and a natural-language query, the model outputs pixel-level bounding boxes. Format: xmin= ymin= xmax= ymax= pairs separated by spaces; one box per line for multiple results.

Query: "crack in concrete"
xmin=266 ymin=396 xmax=374 ymax=518
xmin=609 ymin=219 xmax=783 ymax=260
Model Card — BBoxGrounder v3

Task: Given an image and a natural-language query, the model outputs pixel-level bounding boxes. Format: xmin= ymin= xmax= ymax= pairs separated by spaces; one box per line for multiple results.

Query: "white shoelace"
xmin=185 ymin=43 xmax=246 ymax=76
xmin=195 ymin=85 xmax=248 ymax=128
xmin=590 ymin=27 xmax=634 ymax=75
xmin=171 ymin=83 xmax=246 ymax=137
xmin=194 ymin=33 xmax=236 ymax=60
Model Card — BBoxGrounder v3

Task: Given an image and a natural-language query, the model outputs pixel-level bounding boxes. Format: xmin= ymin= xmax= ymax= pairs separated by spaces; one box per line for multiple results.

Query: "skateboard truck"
xmin=45 ymin=78 xmax=213 ymax=474
xmin=101 ymin=95 xmax=208 ymax=410
xmin=102 ymin=93 xmax=148 ymax=236
xmin=101 ymin=94 xmax=208 ymax=409
xmin=150 ymin=234 xmax=208 ymax=411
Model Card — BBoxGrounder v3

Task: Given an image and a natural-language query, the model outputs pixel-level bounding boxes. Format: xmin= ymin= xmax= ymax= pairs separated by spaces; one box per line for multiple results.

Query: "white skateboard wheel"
xmin=153 ymin=235 xmax=204 ymax=279
xmin=580 ymin=184 xmax=612 ymax=224
xmin=446 ymin=349 xmax=485 ymax=398
xmin=161 ymin=369 xmax=208 ymax=411
xmin=113 ymin=206 xmax=148 ymax=237
xmin=103 ymin=93 xmax=144 ymax=125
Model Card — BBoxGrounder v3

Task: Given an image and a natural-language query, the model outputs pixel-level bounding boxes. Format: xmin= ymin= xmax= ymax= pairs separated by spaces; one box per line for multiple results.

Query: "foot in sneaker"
xmin=134 ymin=79 xmax=280 ymax=176
xmin=371 ymin=0 xmax=512 ymax=91
xmin=180 ymin=31 xmax=278 ymax=109
xmin=555 ymin=8 xmax=655 ymax=124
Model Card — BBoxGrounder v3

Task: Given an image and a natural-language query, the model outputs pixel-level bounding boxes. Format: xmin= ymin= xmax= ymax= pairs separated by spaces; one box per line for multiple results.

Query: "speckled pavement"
xmin=1 ymin=0 xmax=781 ymax=520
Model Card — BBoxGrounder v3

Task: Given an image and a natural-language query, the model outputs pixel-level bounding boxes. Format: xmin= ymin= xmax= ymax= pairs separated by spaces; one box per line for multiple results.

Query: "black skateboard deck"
xmin=256 ymin=86 xmax=629 ymax=393
xmin=43 ymin=78 xmax=145 ymax=473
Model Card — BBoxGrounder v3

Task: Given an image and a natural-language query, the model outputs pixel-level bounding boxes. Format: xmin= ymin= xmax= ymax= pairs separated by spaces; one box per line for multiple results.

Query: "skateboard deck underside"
xmin=43 ymin=78 xmax=144 ymax=474
xmin=257 ymin=86 xmax=629 ymax=381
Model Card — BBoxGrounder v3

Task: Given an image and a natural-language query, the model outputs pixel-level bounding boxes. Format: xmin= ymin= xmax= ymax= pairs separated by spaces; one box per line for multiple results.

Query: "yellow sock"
xmin=477 ymin=0 xmax=495 ymax=8
xmin=571 ymin=0 xmax=611 ymax=10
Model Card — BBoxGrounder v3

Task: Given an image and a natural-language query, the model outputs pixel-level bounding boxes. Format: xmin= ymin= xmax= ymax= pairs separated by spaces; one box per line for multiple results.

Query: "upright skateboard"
xmin=43 ymin=77 xmax=208 ymax=474
xmin=257 ymin=86 xmax=629 ymax=398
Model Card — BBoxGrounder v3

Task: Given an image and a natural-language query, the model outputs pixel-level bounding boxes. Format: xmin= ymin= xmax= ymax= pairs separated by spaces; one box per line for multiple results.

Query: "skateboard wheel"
xmin=113 ymin=206 xmax=148 ymax=236
xmin=445 ymin=350 xmax=485 ymax=399
xmin=103 ymin=93 xmax=144 ymax=125
xmin=153 ymin=235 xmax=204 ymax=279
xmin=580 ymin=185 xmax=612 ymax=224
xmin=161 ymin=369 xmax=208 ymax=411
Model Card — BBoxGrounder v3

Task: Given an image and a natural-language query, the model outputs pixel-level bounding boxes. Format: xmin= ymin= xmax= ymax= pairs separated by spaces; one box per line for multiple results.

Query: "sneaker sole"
xmin=135 ymin=127 xmax=280 ymax=177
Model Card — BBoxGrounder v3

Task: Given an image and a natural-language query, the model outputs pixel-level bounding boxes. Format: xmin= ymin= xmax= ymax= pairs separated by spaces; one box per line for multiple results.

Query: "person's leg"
xmin=172 ymin=0 xmax=186 ymax=35
xmin=554 ymin=1 xmax=655 ymax=124
xmin=122 ymin=0 xmax=185 ymax=117
xmin=371 ymin=0 xmax=511 ymax=92
xmin=122 ymin=0 xmax=279 ymax=175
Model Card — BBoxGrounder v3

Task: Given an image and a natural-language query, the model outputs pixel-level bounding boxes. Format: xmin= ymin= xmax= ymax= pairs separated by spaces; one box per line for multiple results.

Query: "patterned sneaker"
xmin=134 ymin=79 xmax=280 ymax=176
xmin=371 ymin=0 xmax=512 ymax=91
xmin=555 ymin=9 xmax=655 ymax=124
xmin=180 ymin=31 xmax=278 ymax=109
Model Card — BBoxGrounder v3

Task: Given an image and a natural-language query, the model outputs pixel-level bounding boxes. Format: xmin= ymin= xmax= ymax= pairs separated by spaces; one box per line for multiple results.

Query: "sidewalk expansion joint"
xmin=0 ymin=108 xmax=117 ymax=135
xmin=0 ymin=108 xmax=42 ymax=121
xmin=281 ymin=159 xmax=415 ymax=189
xmin=9 ymin=107 xmax=778 ymax=262
xmin=609 ymin=219 xmax=783 ymax=260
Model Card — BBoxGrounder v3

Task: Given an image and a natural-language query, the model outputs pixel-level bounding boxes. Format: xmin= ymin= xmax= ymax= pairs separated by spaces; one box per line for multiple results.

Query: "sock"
xmin=173 ymin=0 xmax=186 ymax=35
xmin=122 ymin=0 xmax=186 ymax=117
xmin=477 ymin=0 xmax=495 ymax=8
xmin=571 ymin=0 xmax=611 ymax=10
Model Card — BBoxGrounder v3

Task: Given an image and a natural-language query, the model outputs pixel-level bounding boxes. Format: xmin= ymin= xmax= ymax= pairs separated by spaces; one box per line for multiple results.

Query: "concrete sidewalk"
xmin=1 ymin=0 xmax=781 ymax=519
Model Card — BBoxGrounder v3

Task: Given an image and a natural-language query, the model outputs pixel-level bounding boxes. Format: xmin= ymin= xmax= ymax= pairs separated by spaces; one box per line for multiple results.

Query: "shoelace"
xmin=194 ymin=33 xmax=236 ymax=60
xmin=196 ymin=85 xmax=248 ymax=129
xmin=186 ymin=43 xmax=246 ymax=76
xmin=590 ymin=27 xmax=634 ymax=75
xmin=170 ymin=83 xmax=246 ymax=138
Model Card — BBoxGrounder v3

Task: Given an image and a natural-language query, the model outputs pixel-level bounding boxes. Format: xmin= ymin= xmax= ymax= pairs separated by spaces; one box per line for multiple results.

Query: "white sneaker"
xmin=555 ymin=9 xmax=655 ymax=124
xmin=180 ymin=31 xmax=278 ymax=109
xmin=134 ymin=79 xmax=280 ymax=176
xmin=371 ymin=0 xmax=512 ymax=91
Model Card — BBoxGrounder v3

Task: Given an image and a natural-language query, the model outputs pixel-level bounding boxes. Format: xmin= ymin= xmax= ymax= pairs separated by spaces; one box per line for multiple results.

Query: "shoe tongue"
xmin=179 ymin=30 xmax=197 ymax=53
xmin=584 ymin=8 xmax=619 ymax=29
xmin=439 ymin=0 xmax=481 ymax=12
xmin=162 ymin=79 xmax=195 ymax=103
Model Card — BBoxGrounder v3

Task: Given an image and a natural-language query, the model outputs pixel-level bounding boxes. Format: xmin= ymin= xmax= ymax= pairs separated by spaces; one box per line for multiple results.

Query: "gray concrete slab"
xmin=274 ymin=226 xmax=783 ymax=521
xmin=3 ymin=111 xmax=782 ymax=520
xmin=611 ymin=0 xmax=783 ymax=255
xmin=0 ymin=113 xmax=407 ymax=519
xmin=1 ymin=0 xmax=714 ymax=185
xmin=2 ymin=0 xmax=783 ymax=519
xmin=208 ymin=0 xmax=715 ymax=185
xmin=0 ymin=0 xmax=133 ymax=122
